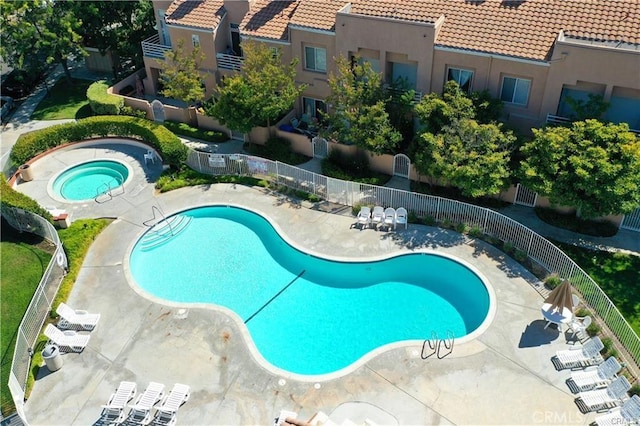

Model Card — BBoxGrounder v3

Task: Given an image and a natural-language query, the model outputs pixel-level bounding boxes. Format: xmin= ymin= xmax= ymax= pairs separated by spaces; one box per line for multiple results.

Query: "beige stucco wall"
xmin=289 ymin=28 xmax=336 ymax=108
xmin=540 ymin=41 xmax=640 ymax=121
xmin=335 ymin=12 xmax=435 ymax=94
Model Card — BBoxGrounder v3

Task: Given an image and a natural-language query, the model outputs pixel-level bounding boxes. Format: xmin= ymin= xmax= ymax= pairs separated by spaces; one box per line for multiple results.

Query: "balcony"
xmin=142 ymin=35 xmax=172 ymax=59
xmin=216 ymin=53 xmax=244 ymax=71
xmin=546 ymin=114 xmax=639 ymax=134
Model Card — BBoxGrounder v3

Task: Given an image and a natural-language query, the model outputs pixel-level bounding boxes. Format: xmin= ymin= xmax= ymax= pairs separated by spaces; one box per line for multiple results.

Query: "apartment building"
xmin=142 ymin=0 xmax=640 ymax=132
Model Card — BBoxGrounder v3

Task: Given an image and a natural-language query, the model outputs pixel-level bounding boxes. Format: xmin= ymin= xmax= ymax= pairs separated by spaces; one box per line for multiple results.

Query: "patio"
xmin=16 ymin=144 xmax=596 ymax=425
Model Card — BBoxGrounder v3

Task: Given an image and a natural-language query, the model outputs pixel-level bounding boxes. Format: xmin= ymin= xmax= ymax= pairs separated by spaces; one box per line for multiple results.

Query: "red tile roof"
xmin=351 ymin=0 xmax=640 ymax=61
xmin=166 ymin=0 xmax=225 ymax=30
xmin=290 ymin=0 xmax=348 ymax=32
xmin=240 ymin=0 xmax=300 ymax=41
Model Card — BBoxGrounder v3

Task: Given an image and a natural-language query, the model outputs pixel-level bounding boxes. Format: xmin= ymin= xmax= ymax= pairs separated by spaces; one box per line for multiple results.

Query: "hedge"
xmin=86 ymin=81 xmax=124 ymax=115
xmin=10 ymin=116 xmax=188 ymax=168
xmin=0 ymin=177 xmax=52 ymax=220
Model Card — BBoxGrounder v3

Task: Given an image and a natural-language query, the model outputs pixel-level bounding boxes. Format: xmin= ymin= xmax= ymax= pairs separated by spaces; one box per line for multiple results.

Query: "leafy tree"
xmin=385 ymin=76 xmax=416 ymax=149
xmin=519 ymin=119 xmax=640 ymax=218
xmin=415 ymin=80 xmax=474 ymax=133
xmin=207 ymin=40 xmax=305 ymax=141
xmin=564 ymin=94 xmax=610 ymax=121
xmin=323 ymin=55 xmax=401 ymax=154
xmin=0 ymin=0 xmax=85 ymax=81
xmin=159 ymin=40 xmax=205 ymax=106
xmin=413 ymin=119 xmax=515 ymax=197
xmin=65 ymin=0 xmax=155 ymax=69
xmin=470 ymin=90 xmax=504 ymax=124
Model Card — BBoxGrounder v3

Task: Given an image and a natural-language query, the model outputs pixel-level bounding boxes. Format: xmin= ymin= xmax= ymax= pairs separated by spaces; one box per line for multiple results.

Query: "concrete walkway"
xmin=16 ymin=144 xmax=596 ymax=424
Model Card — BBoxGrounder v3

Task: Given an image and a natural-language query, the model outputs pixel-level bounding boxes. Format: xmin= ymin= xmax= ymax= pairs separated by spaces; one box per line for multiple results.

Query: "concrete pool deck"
xmin=15 ymin=143 xmax=597 ymax=425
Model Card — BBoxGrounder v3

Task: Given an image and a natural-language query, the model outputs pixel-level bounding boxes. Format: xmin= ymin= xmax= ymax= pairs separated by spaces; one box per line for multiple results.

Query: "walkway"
xmin=17 ymin=145 xmax=595 ymax=424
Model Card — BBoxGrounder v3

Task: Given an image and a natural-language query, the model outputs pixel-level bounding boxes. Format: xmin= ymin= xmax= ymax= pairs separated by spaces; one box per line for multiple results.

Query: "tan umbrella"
xmin=544 ymin=279 xmax=573 ymax=313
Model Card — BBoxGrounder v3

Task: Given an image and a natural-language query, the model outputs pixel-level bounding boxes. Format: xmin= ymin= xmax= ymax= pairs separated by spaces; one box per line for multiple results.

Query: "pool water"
xmin=129 ymin=206 xmax=491 ymax=375
xmin=52 ymin=160 xmax=129 ymax=201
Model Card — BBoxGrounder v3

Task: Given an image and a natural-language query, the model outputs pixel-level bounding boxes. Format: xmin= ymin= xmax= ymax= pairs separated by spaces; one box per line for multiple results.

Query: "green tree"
xmin=323 ymin=55 xmax=401 ymax=154
xmin=207 ymin=40 xmax=305 ymax=141
xmin=415 ymin=80 xmax=474 ymax=134
xmin=159 ymin=40 xmax=206 ymax=106
xmin=66 ymin=0 xmax=155 ymax=70
xmin=413 ymin=119 xmax=515 ymax=197
xmin=0 ymin=0 xmax=85 ymax=81
xmin=519 ymin=120 xmax=640 ymax=218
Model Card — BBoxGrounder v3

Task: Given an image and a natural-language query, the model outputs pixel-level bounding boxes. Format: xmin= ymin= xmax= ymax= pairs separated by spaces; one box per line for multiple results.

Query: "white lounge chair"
xmin=594 ymin=395 xmax=640 ymax=426
xmin=578 ymin=376 xmax=631 ymax=412
xmin=154 ymin=383 xmax=190 ymax=426
xmin=43 ymin=323 xmax=90 ymax=353
xmin=101 ymin=381 xmax=137 ymax=425
xmin=274 ymin=410 xmax=298 ymax=426
xmin=383 ymin=207 xmax=396 ymax=230
xmin=570 ymin=356 xmax=622 ymax=392
xmin=128 ymin=382 xmax=165 ymax=425
xmin=371 ymin=206 xmax=384 ymax=229
xmin=555 ymin=336 xmax=604 ymax=369
xmin=395 ymin=207 xmax=408 ymax=229
xmin=568 ymin=315 xmax=592 ymax=340
xmin=56 ymin=302 xmax=101 ymax=331
xmin=356 ymin=206 xmax=371 ymax=229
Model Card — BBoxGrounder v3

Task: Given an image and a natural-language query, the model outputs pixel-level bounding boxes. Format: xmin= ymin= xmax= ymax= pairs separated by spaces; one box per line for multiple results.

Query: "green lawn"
xmin=553 ymin=241 xmax=640 ymax=334
xmin=1 ymin=223 xmax=52 ymax=415
xmin=30 ymin=78 xmax=93 ymax=120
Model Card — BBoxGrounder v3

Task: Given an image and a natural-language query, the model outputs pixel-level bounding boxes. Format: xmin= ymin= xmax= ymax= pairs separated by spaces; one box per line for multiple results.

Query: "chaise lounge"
xmin=43 ymin=323 xmax=91 ymax=353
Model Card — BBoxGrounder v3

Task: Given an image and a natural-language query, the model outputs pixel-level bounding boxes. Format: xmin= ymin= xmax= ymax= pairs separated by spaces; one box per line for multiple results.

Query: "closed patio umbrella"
xmin=541 ymin=279 xmax=574 ymax=330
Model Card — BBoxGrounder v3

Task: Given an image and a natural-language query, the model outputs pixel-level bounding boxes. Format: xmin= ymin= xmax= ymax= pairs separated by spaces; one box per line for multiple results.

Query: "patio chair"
xmin=43 ymin=323 xmax=90 ymax=353
xmin=572 ymin=293 xmax=580 ymax=309
xmin=577 ymin=376 xmax=631 ymax=412
xmin=127 ymin=382 xmax=165 ymax=425
xmin=568 ymin=315 xmax=592 ymax=340
xmin=395 ymin=207 xmax=408 ymax=229
xmin=594 ymin=395 xmax=640 ymax=426
xmin=383 ymin=207 xmax=396 ymax=231
xmin=274 ymin=410 xmax=298 ymax=426
xmin=144 ymin=150 xmax=155 ymax=165
xmin=154 ymin=383 xmax=190 ymax=426
xmin=356 ymin=206 xmax=371 ymax=229
xmin=56 ymin=302 xmax=101 ymax=331
xmin=371 ymin=206 xmax=384 ymax=229
xmin=101 ymin=381 xmax=137 ymax=425
xmin=554 ymin=336 xmax=604 ymax=370
xmin=569 ymin=356 xmax=622 ymax=392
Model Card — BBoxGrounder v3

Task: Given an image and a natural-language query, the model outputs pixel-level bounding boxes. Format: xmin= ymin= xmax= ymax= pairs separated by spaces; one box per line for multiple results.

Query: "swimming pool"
xmin=129 ymin=206 xmax=493 ymax=376
xmin=51 ymin=159 xmax=130 ymax=201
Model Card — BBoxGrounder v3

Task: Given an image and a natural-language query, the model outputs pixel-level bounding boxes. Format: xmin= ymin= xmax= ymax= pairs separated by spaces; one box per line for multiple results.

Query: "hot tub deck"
xmin=15 ymin=143 xmax=594 ymax=425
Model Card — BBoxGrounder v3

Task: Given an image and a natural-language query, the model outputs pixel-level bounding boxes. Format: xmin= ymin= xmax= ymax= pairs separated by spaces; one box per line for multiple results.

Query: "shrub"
xmin=10 ymin=116 xmax=187 ymax=168
xmin=162 ymin=121 xmax=229 ymax=143
xmin=322 ymin=150 xmax=389 ymax=185
xmin=503 ymin=241 xmax=515 ymax=254
xmin=86 ymin=81 xmax=124 ymax=115
xmin=534 ymin=207 xmax=618 ymax=237
xmin=586 ymin=321 xmax=601 ymax=337
xmin=455 ymin=222 xmax=468 ymax=233
xmin=514 ymin=249 xmax=528 ymax=263
xmin=422 ymin=215 xmax=436 ymax=226
xmin=120 ymin=106 xmax=147 ymax=119
xmin=408 ymin=211 xmax=419 ymax=224
xmin=469 ymin=226 xmax=484 ymax=238
xmin=630 ymin=384 xmax=640 ymax=397
xmin=600 ymin=337 xmax=618 ymax=358
xmin=0 ymin=177 xmax=52 ymax=220
xmin=544 ymin=273 xmax=563 ymax=290
xmin=441 ymin=218 xmax=453 ymax=229
xmin=352 ymin=203 xmax=370 ymax=216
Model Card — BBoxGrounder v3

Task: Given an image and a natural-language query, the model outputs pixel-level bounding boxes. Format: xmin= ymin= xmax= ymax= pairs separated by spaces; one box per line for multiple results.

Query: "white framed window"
xmin=305 ymin=46 xmax=326 ymax=72
xmin=192 ymin=35 xmax=200 ymax=48
xmin=303 ymin=97 xmax=326 ymax=119
xmin=447 ymin=67 xmax=473 ymax=93
xmin=500 ymin=76 xmax=531 ymax=105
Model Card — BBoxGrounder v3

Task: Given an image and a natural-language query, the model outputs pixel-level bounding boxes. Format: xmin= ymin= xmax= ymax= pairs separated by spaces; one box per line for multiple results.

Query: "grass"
xmin=552 ymin=240 xmax=640 ymax=334
xmin=0 ymin=219 xmax=53 ymax=416
xmin=30 ymin=78 xmax=94 ymax=120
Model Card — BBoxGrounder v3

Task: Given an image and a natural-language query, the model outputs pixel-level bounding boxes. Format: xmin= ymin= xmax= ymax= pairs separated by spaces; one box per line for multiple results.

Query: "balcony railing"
xmin=216 ymin=53 xmax=244 ymax=71
xmin=142 ymin=35 xmax=172 ymax=59
xmin=546 ymin=113 xmax=640 ymax=134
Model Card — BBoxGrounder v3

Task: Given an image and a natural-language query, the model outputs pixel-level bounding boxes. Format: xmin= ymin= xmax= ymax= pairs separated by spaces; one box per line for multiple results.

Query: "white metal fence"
xmin=3 ymin=208 xmax=67 ymax=423
xmin=187 ymin=149 xmax=640 ymax=368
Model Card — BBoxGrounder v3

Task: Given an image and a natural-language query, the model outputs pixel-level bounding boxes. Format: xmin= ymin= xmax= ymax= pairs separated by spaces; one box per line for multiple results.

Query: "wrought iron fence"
xmin=186 ymin=149 xmax=640 ymax=368
xmin=3 ymin=207 xmax=67 ymax=422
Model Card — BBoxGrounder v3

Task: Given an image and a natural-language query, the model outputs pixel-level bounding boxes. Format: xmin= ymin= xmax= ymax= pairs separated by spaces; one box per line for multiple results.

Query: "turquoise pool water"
xmin=129 ymin=206 xmax=491 ymax=375
xmin=52 ymin=160 xmax=129 ymax=201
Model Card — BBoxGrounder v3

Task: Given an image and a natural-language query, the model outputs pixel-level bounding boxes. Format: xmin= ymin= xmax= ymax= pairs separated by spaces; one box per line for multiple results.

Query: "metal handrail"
xmin=95 ymin=182 xmax=112 ymax=202
xmin=143 ymin=205 xmax=174 ymax=236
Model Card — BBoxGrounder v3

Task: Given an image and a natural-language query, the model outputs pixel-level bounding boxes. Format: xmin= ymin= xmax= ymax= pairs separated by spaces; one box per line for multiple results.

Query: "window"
xmin=192 ymin=35 xmax=200 ymax=48
xmin=500 ymin=76 xmax=531 ymax=105
xmin=305 ymin=46 xmax=326 ymax=72
xmin=447 ymin=68 xmax=473 ymax=93
xmin=303 ymin=97 xmax=326 ymax=119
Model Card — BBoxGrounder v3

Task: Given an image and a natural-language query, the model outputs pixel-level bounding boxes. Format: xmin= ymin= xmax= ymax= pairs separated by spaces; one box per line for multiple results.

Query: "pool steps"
xmin=139 ymin=214 xmax=192 ymax=250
